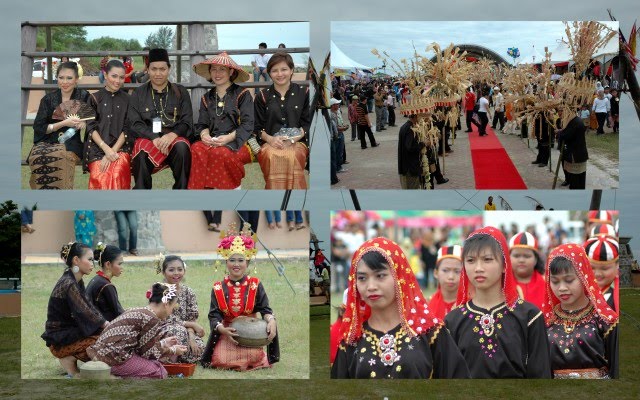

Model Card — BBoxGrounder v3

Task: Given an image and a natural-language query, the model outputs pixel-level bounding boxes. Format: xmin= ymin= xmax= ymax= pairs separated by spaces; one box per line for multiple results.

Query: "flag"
xmin=630 ymin=21 xmax=637 ymax=57
xmin=620 ymin=28 xmax=638 ymax=71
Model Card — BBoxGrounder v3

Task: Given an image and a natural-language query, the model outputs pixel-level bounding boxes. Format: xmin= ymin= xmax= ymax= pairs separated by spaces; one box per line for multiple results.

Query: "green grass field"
xmin=20 ymin=259 xmax=309 ymax=380
xmin=4 ymin=289 xmax=639 ymax=398
xmin=585 ymin=128 xmax=619 ymax=163
xmin=20 ymin=127 xmax=271 ymax=190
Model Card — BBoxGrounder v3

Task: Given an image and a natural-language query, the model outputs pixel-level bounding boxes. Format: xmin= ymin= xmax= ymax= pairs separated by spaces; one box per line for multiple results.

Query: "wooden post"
xmin=176 ymin=24 xmax=182 ymax=83
xmin=188 ymin=23 xmax=206 ymax=124
xmin=21 ymin=24 xmax=37 ymax=160
xmin=45 ymin=27 xmax=52 ymax=84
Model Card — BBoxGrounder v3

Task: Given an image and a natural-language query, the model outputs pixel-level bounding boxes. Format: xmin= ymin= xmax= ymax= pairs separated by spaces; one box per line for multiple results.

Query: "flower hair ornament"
xmin=215 ymin=221 xmax=258 ymax=274
xmin=161 ymin=283 xmax=178 ymax=304
xmin=96 ymin=242 xmax=106 ymax=266
xmin=154 ymin=253 xmax=166 ymax=274
xmin=61 ymin=241 xmax=76 ymax=263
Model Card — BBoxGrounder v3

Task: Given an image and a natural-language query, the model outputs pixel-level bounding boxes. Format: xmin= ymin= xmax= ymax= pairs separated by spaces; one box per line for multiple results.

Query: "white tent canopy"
xmin=330 ymin=41 xmax=372 ymax=70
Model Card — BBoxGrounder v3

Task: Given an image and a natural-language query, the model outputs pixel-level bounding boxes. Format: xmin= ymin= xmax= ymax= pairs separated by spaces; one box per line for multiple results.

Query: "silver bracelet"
xmin=214 ymin=322 xmax=223 ymax=333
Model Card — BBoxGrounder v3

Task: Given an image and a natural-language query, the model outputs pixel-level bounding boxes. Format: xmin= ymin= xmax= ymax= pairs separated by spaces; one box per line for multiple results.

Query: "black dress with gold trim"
xmin=331 ymin=322 xmax=469 ymax=379
xmin=444 ymin=299 xmax=552 ymax=378
xmin=200 ymin=275 xmax=279 ymax=366
xmin=547 ymin=304 xmax=618 ymax=378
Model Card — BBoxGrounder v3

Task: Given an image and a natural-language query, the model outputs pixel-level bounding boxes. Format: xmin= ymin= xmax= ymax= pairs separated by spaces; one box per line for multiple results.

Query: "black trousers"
xmin=132 ymin=141 xmax=191 ymax=189
xmin=203 ymin=211 xmax=222 ymax=225
xmin=465 ymin=110 xmax=479 ymax=130
xmin=387 ymin=106 xmax=396 ymax=126
xmin=237 ymin=211 xmax=260 ymax=234
xmin=535 ymin=143 xmax=550 ymax=165
xmin=596 ymin=112 xmax=607 ymax=133
xmin=492 ymin=111 xmax=505 ymax=130
xmin=358 ymin=125 xmax=377 ymax=148
xmin=567 ymin=171 xmax=586 ymax=189
xmin=478 ymin=112 xmax=489 ymax=135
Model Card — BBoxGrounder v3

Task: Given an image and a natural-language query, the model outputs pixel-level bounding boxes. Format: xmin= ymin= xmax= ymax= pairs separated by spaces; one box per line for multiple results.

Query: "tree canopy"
xmin=145 ymin=26 xmax=174 ymax=49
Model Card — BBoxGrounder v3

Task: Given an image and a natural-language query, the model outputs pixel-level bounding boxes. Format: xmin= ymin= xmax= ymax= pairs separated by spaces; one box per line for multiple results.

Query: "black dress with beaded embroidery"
xmin=547 ymin=304 xmax=618 ymax=378
xmin=444 ymin=299 xmax=552 ymax=378
xmin=200 ymin=275 xmax=280 ymax=366
xmin=331 ymin=322 xmax=469 ymax=379
xmin=83 ymin=88 xmax=132 ymax=171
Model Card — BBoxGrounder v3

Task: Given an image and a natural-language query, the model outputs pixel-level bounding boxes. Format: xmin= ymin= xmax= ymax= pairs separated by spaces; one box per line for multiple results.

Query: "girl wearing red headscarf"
xmin=331 ymin=237 xmax=469 ymax=379
xmin=445 ymin=226 xmax=551 ymax=378
xmin=508 ymin=231 xmax=546 ymax=310
xmin=428 ymin=245 xmax=463 ymax=320
xmin=543 ymin=243 xmax=618 ymax=378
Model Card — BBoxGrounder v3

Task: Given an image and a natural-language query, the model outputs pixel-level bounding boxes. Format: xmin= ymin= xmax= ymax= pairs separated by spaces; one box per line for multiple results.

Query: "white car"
xmin=32 ymin=57 xmax=82 ymax=80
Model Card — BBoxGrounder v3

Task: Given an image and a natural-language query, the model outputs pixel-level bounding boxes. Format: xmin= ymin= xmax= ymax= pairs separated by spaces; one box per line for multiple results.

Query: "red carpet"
xmin=468 ymin=125 xmax=527 ymax=189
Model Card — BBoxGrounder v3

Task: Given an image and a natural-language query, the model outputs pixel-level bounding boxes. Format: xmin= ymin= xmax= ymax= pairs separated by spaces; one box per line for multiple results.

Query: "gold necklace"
xmin=554 ymin=303 xmax=594 ymax=334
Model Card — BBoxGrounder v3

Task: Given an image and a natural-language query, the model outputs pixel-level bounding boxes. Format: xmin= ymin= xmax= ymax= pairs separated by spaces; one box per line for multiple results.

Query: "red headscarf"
xmin=542 ymin=243 xmax=618 ymax=326
xmin=340 ymin=237 xmax=440 ymax=345
xmin=456 ymin=226 xmax=520 ymax=310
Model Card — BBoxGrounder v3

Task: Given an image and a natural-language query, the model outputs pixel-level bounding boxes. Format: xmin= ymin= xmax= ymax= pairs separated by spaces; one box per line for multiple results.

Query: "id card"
xmin=152 ymin=116 xmax=162 ymax=134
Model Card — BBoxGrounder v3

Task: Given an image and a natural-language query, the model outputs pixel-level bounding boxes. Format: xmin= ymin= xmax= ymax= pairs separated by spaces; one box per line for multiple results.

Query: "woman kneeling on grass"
xmin=87 ymin=282 xmax=187 ymax=379
xmin=42 ymin=242 xmax=107 ymax=377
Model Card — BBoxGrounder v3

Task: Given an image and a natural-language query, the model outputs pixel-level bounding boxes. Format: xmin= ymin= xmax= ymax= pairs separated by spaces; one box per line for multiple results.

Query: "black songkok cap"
xmin=148 ymin=48 xmax=170 ymax=67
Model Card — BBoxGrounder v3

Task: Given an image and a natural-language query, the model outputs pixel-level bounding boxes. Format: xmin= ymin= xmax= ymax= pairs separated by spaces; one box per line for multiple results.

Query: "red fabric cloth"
xmin=542 ymin=243 xmax=618 ymax=326
xmin=456 ymin=226 xmax=521 ymax=310
xmin=515 ymin=271 xmax=546 ymax=310
xmin=132 ymin=137 xmax=190 ymax=173
xmin=339 ymin=237 xmax=440 ymax=345
xmin=88 ymin=153 xmax=132 ymax=190
xmin=123 ymin=60 xmax=133 ymax=83
xmin=188 ymin=142 xmax=251 ymax=189
xmin=428 ymin=289 xmax=455 ymax=321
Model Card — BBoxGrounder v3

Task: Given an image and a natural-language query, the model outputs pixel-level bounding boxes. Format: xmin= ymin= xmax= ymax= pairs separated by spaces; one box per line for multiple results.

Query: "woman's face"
xmin=434 ymin=258 xmax=462 ymax=295
xmin=464 ymin=247 xmax=503 ymax=294
xmin=75 ymin=248 xmax=95 ymax=276
xmin=510 ymin=248 xmax=537 ymax=281
xmin=107 ymin=254 xmax=124 ymax=278
xmin=355 ymin=258 xmax=396 ymax=313
xmin=105 ymin=66 xmax=125 ymax=92
xmin=591 ymin=260 xmax=618 ymax=291
xmin=161 ymin=299 xmax=180 ymax=319
xmin=549 ymin=268 xmax=588 ymax=310
xmin=163 ymin=259 xmax=185 ymax=285
xmin=57 ymin=68 xmax=78 ymax=95
xmin=269 ymin=61 xmax=294 ymax=87
xmin=210 ymin=64 xmax=233 ymax=86
xmin=226 ymin=254 xmax=248 ymax=280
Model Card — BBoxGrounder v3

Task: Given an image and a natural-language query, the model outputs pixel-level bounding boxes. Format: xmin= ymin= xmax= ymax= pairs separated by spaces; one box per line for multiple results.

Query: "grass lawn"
xmin=2 ymin=288 xmax=640 ymax=398
xmin=21 ymin=258 xmax=309 ymax=379
xmin=585 ymin=128 xmax=619 ymax=162
xmin=21 ymin=127 xmax=272 ymax=190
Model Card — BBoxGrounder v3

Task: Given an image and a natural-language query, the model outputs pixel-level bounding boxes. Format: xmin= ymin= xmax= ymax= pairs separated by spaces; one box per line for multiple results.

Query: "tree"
xmin=145 ymin=26 xmax=174 ymax=50
xmin=36 ymin=26 xmax=87 ymax=51
xmin=0 ymin=201 xmax=21 ymax=279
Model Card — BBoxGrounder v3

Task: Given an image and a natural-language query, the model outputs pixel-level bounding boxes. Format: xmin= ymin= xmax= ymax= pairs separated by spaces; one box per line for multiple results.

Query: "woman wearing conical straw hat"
xmin=188 ymin=52 xmax=254 ymax=190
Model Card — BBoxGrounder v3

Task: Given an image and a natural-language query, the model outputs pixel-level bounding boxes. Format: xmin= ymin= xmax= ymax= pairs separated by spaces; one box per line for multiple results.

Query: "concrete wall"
xmin=22 ymin=210 xmax=309 ymax=255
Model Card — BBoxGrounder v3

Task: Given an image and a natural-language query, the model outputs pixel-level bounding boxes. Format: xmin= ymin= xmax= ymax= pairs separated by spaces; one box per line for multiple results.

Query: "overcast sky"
xmin=332 ymin=21 xmax=618 ymax=69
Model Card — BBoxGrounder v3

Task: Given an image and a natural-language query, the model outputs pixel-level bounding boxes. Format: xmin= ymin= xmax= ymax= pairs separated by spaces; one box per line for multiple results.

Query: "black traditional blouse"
xmin=254 ymin=83 xmax=311 ymax=145
xmin=32 ymin=88 xmax=91 ymax=159
xmin=85 ymin=274 xmax=125 ymax=322
xmin=84 ymin=88 xmax=132 ymax=169
xmin=445 ymin=299 xmax=552 ymax=378
xmin=200 ymin=275 xmax=280 ymax=366
xmin=41 ymin=270 xmax=106 ymax=348
xmin=126 ymin=82 xmax=193 ymax=140
xmin=557 ymin=116 xmax=588 ymax=164
xmin=331 ymin=322 xmax=470 ymax=379
xmin=194 ymin=83 xmax=254 ymax=152
xmin=547 ymin=305 xmax=618 ymax=378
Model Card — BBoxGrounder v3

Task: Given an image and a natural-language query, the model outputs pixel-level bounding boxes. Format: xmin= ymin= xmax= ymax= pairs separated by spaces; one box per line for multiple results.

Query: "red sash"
xmin=132 ymin=136 xmax=190 ymax=172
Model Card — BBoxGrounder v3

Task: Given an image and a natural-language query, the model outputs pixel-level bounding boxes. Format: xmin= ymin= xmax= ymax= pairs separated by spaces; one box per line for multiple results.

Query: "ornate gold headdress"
xmin=154 ymin=253 xmax=166 ymax=274
xmin=61 ymin=241 xmax=76 ymax=263
xmin=217 ymin=222 xmax=258 ymax=259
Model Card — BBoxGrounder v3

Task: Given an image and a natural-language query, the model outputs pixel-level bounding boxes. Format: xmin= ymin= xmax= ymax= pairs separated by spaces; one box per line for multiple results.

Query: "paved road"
xmin=332 ymin=107 xmax=618 ymax=190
